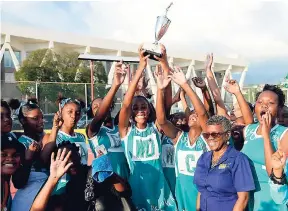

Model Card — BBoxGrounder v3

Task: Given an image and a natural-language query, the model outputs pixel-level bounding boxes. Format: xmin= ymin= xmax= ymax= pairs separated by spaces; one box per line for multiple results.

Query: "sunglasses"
xmin=202 ymin=132 xmax=227 ymax=139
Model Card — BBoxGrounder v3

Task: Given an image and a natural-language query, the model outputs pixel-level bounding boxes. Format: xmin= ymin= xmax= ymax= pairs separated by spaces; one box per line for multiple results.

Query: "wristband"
xmin=270 ymin=168 xmax=287 ymax=185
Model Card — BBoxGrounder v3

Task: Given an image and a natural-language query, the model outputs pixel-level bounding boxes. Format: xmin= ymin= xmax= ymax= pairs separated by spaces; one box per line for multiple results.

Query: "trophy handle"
xmin=165 ymin=2 xmax=173 ymax=16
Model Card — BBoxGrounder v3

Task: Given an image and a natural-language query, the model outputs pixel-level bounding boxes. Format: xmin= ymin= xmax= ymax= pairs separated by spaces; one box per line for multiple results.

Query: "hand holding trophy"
xmin=142 ymin=2 xmax=173 ymax=61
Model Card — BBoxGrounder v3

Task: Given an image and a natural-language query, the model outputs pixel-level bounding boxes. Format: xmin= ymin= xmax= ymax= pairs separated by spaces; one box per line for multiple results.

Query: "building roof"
xmin=1 ymin=22 xmax=248 ymax=68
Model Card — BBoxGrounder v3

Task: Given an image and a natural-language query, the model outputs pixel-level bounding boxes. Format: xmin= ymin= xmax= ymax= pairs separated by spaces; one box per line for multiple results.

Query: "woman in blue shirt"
xmin=194 ymin=115 xmax=255 ymax=211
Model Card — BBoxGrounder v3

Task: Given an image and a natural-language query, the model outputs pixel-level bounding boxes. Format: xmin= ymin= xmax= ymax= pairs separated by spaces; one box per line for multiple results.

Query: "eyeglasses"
xmin=202 ymin=132 xmax=227 ymax=139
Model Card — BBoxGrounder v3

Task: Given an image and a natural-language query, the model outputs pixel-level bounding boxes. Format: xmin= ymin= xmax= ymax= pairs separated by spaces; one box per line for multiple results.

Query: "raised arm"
xmin=118 ymin=46 xmax=149 ymax=138
xmin=269 ymin=145 xmax=288 ymax=205
xmin=31 ymin=149 xmax=72 ymax=211
xmin=170 ymin=67 xmax=208 ymax=130
xmin=192 ymin=77 xmax=215 ymax=117
xmin=155 ymin=65 xmax=181 ymax=143
xmin=180 ymin=89 xmax=192 ymax=121
xmin=87 ymin=62 xmax=127 ymax=138
xmin=40 ymin=112 xmax=62 ymax=165
xmin=205 ymin=53 xmax=229 ymax=117
xmin=262 ymin=112 xmax=275 ymax=175
xmin=224 ymin=79 xmax=253 ymax=125
xmin=155 ymin=44 xmax=173 ymax=116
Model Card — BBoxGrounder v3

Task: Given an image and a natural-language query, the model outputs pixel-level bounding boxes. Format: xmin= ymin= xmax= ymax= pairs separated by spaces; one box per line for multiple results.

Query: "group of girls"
xmin=1 ymin=43 xmax=288 ymax=211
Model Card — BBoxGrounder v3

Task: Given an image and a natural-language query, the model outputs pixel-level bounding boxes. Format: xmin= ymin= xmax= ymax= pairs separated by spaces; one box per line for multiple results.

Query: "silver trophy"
xmin=143 ymin=2 xmax=173 ymax=60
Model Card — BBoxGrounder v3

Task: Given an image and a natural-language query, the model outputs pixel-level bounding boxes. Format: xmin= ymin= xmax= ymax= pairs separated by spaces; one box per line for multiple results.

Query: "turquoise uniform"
xmin=88 ymin=125 xmax=130 ymax=179
xmin=18 ymin=135 xmax=34 ymax=149
xmin=242 ymin=123 xmax=288 ymax=211
xmin=161 ymin=135 xmax=176 ymax=196
xmin=53 ymin=131 xmax=88 ymax=195
xmin=56 ymin=130 xmax=88 ymax=164
xmin=18 ymin=135 xmax=48 ymax=172
xmin=122 ymin=123 xmax=176 ymax=211
xmin=175 ymin=132 xmax=207 ymax=211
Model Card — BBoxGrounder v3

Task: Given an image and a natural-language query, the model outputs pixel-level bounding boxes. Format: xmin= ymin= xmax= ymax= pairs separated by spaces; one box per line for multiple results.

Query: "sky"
xmin=1 ymin=0 xmax=288 ymax=85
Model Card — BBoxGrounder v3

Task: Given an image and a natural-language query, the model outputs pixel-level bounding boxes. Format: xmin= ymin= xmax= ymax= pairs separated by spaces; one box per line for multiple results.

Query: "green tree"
xmin=15 ymin=49 xmax=108 ymax=112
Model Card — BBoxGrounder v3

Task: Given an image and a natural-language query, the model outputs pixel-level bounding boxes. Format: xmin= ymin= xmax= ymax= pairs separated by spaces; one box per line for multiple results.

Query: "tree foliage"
xmin=15 ymin=49 xmax=108 ymax=112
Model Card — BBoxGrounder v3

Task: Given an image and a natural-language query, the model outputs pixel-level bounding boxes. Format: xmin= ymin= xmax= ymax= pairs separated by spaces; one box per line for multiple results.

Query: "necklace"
xmin=211 ymin=147 xmax=227 ymax=168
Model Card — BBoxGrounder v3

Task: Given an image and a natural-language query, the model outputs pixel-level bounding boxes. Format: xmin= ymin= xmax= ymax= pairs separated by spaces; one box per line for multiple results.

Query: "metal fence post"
xmin=35 ymin=81 xmax=38 ymax=100
xmin=85 ymin=83 xmax=88 ymax=124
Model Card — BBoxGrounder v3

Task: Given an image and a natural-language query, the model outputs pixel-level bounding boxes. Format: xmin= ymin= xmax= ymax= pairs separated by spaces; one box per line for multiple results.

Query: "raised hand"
xmin=169 ymin=66 xmax=187 ymax=86
xmin=50 ymin=148 xmax=73 ymax=179
xmin=262 ymin=111 xmax=272 ymax=138
xmin=113 ymin=61 xmax=127 ymax=86
xmin=53 ymin=111 xmax=63 ymax=129
xmin=205 ymin=53 xmax=213 ymax=70
xmin=224 ymin=79 xmax=241 ymax=95
xmin=155 ymin=65 xmax=171 ymax=90
xmin=138 ymin=44 xmax=150 ymax=70
xmin=28 ymin=141 xmax=41 ymax=152
xmin=136 ymin=73 xmax=149 ymax=91
xmin=271 ymin=140 xmax=287 ymax=174
xmin=154 ymin=44 xmax=169 ymax=67
xmin=192 ymin=77 xmax=206 ymax=89
xmin=25 ymin=141 xmax=42 ymax=161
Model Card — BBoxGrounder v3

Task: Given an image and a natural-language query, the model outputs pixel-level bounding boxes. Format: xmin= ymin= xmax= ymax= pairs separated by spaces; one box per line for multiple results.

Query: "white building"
xmin=1 ymin=23 xmax=248 ymax=112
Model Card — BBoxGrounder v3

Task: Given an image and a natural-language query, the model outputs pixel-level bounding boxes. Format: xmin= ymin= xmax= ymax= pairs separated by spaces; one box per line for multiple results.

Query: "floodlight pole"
xmin=90 ymin=61 xmax=94 ymax=101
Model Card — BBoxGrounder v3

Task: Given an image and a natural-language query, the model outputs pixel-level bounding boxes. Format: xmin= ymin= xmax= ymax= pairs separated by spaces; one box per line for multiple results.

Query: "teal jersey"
xmin=53 ymin=131 xmax=88 ymax=195
xmin=18 ymin=135 xmax=34 ymax=149
xmin=161 ymin=135 xmax=176 ymax=196
xmin=88 ymin=125 xmax=130 ymax=179
xmin=174 ymin=132 xmax=207 ymax=211
xmin=18 ymin=135 xmax=47 ymax=173
xmin=56 ymin=130 xmax=88 ymax=165
xmin=122 ymin=123 xmax=176 ymax=211
xmin=242 ymin=123 xmax=288 ymax=211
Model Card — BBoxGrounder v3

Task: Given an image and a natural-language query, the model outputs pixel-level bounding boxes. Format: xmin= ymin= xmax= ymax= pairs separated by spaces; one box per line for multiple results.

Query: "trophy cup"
xmin=143 ymin=2 xmax=173 ymax=60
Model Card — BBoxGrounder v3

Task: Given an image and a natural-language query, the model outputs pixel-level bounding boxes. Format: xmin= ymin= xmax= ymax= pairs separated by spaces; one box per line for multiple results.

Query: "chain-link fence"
xmin=2 ymin=81 xmax=287 ymax=130
xmin=2 ymin=81 xmax=122 ymax=130
xmin=2 ymin=81 xmax=111 ymax=113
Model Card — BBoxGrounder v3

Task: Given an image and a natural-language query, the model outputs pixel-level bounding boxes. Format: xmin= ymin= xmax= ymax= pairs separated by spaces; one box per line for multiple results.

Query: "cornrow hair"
xmin=57 ymin=94 xmax=85 ymax=111
xmin=17 ymin=100 xmax=40 ymax=120
xmin=262 ymin=84 xmax=285 ymax=108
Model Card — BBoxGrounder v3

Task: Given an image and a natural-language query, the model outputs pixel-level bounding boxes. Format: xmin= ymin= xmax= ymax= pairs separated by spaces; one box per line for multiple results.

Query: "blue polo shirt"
xmin=194 ymin=145 xmax=255 ymax=211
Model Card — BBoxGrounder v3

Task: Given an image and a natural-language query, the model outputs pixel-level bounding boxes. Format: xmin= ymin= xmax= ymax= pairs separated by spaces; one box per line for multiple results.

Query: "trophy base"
xmin=142 ymin=43 xmax=162 ymax=61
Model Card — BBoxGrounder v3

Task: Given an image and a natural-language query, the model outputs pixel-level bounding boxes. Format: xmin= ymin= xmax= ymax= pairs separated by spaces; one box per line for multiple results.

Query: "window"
xmin=3 ymin=50 xmax=21 ymax=68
